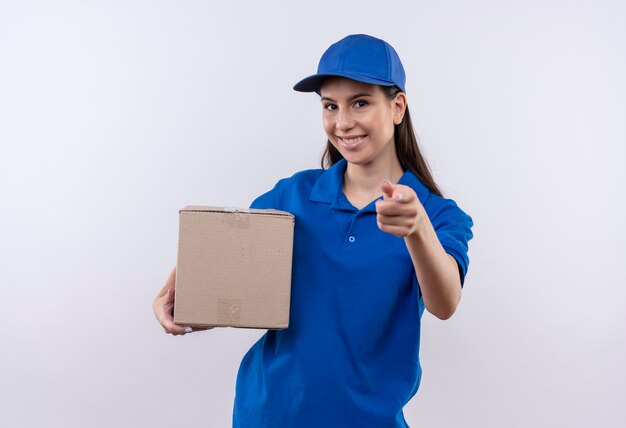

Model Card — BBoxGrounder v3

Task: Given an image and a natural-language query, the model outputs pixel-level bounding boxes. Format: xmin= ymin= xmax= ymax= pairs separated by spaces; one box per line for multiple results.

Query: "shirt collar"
xmin=309 ymin=158 xmax=431 ymax=212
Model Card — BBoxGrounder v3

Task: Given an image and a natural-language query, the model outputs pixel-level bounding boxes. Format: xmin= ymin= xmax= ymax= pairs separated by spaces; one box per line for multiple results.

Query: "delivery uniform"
xmin=233 ymin=158 xmax=474 ymax=428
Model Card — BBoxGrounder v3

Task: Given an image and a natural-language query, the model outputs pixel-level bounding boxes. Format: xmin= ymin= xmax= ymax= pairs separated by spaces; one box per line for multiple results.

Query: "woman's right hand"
xmin=153 ymin=266 xmax=212 ymax=335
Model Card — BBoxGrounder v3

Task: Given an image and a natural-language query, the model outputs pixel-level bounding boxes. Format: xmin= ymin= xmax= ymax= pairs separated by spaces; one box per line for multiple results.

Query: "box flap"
xmin=180 ymin=205 xmax=293 ymax=218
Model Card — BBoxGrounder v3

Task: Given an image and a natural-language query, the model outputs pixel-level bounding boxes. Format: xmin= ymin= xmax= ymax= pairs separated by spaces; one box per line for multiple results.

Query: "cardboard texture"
xmin=173 ymin=206 xmax=294 ymax=329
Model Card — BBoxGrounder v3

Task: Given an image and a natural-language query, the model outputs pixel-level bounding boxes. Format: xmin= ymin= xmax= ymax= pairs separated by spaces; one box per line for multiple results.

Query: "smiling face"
xmin=319 ymin=77 xmax=406 ymax=169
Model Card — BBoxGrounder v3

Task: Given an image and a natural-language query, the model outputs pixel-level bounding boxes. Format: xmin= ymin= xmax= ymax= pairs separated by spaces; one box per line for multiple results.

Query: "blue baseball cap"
xmin=293 ymin=34 xmax=407 ymax=94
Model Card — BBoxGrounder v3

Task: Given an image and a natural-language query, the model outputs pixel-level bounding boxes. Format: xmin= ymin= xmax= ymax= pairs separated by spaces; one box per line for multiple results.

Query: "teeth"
xmin=340 ymin=136 xmax=365 ymax=145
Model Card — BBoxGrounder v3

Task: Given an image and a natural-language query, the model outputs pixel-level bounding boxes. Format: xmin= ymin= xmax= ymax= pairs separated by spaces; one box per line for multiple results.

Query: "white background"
xmin=1 ymin=1 xmax=625 ymax=427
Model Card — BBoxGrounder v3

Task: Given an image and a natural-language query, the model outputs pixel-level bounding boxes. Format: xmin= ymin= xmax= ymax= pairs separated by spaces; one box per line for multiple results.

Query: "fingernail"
xmin=395 ymin=194 xmax=405 ymax=201
xmin=384 ymin=179 xmax=392 ymax=185
xmin=184 ymin=327 xmax=193 ymax=333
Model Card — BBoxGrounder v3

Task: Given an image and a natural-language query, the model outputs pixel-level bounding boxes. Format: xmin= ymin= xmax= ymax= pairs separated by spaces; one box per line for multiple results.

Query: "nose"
xmin=336 ymin=109 xmax=355 ymax=132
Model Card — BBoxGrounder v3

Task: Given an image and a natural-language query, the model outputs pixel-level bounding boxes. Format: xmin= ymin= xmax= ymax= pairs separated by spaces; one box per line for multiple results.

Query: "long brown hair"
xmin=320 ymin=85 xmax=444 ymax=198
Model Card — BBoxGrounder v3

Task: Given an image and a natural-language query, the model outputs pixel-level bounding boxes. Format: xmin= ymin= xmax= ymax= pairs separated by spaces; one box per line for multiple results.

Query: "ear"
xmin=392 ymin=92 xmax=407 ymax=125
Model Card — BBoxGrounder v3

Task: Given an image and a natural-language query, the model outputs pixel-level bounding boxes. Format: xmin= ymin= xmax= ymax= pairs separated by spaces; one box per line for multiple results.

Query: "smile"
xmin=337 ymin=135 xmax=367 ymax=150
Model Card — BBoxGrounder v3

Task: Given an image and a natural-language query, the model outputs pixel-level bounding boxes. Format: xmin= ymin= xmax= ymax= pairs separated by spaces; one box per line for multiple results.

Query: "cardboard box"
xmin=173 ymin=206 xmax=294 ymax=329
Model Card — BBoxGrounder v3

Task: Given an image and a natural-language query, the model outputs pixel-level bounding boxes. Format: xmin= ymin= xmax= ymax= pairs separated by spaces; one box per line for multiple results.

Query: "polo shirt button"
xmin=348 ymin=235 xmax=356 ymax=243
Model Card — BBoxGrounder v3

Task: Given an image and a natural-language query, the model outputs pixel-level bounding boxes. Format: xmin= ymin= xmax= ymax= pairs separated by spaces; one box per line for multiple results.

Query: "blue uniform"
xmin=233 ymin=158 xmax=473 ymax=427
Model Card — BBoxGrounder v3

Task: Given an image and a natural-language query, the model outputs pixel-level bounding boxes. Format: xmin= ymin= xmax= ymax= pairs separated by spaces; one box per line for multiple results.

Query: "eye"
xmin=323 ymin=103 xmax=337 ymax=111
xmin=354 ymin=100 xmax=368 ymax=108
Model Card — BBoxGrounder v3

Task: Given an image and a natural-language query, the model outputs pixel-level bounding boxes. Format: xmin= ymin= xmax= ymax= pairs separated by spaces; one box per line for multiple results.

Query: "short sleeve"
xmin=249 ymin=182 xmax=278 ymax=210
xmin=431 ymin=199 xmax=474 ymax=287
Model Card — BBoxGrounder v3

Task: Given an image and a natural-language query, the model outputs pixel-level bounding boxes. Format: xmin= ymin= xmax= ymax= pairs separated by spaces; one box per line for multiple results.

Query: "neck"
xmin=343 ymin=153 xmax=404 ymax=201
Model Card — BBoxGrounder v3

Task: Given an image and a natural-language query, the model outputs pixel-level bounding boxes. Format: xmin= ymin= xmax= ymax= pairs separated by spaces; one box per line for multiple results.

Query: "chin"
xmin=341 ymin=154 xmax=373 ymax=166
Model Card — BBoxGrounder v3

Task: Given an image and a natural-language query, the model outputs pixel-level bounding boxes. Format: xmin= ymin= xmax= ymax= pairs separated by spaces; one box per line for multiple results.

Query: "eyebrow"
xmin=320 ymin=92 xmax=373 ymax=102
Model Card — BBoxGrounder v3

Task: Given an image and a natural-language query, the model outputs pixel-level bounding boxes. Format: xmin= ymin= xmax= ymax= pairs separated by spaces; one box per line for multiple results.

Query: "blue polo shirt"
xmin=233 ymin=158 xmax=473 ymax=428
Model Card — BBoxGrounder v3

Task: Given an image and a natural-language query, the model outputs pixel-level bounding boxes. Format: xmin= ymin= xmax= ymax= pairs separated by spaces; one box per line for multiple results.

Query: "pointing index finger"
xmin=381 ymin=180 xmax=395 ymax=200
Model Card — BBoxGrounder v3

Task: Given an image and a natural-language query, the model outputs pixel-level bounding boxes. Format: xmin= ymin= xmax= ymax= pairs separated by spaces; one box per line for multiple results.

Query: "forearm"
xmin=404 ymin=216 xmax=462 ymax=320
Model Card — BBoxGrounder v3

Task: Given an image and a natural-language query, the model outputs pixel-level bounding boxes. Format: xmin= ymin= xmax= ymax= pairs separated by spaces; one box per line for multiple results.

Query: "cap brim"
xmin=293 ymin=72 xmax=400 ymax=93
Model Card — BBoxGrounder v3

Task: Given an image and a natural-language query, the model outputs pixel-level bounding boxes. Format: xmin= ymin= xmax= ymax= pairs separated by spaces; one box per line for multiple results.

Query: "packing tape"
xmin=221 ymin=208 xmax=250 ymax=229
xmin=222 ymin=207 xmax=251 ymax=213
xmin=218 ymin=298 xmax=242 ymax=322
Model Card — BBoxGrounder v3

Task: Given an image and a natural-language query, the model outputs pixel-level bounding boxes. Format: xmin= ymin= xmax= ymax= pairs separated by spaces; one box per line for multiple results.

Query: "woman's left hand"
xmin=375 ymin=180 xmax=426 ymax=238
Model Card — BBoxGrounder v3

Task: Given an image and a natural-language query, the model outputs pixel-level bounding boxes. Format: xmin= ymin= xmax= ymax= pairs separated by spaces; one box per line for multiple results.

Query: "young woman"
xmin=153 ymin=34 xmax=474 ymax=427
